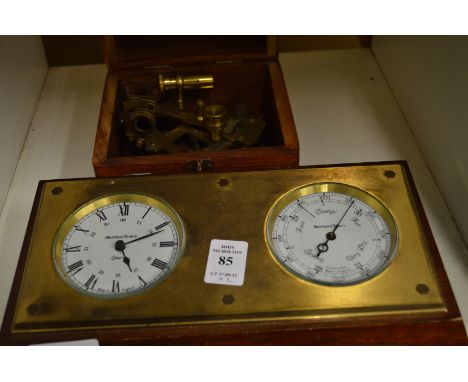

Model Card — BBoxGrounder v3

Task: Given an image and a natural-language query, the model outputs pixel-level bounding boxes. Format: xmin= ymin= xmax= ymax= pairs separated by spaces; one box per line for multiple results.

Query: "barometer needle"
xmin=298 ymin=203 xmax=315 ymax=218
xmin=332 ymin=200 xmax=355 ymax=234
xmin=316 ymin=200 xmax=355 ymax=257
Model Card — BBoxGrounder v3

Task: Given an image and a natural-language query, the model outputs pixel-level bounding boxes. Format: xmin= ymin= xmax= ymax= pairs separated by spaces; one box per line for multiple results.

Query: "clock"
xmin=1 ymin=162 xmax=465 ymax=345
xmin=265 ymin=183 xmax=398 ymax=286
xmin=54 ymin=193 xmax=185 ymax=298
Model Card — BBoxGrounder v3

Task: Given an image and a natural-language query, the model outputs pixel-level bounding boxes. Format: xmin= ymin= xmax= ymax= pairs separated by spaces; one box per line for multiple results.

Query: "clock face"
xmin=265 ymin=183 xmax=399 ymax=286
xmin=53 ymin=193 xmax=185 ymax=298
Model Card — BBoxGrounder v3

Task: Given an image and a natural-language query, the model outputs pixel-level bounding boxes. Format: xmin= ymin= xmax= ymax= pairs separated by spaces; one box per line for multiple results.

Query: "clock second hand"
xmin=316 ymin=200 xmax=355 ymax=257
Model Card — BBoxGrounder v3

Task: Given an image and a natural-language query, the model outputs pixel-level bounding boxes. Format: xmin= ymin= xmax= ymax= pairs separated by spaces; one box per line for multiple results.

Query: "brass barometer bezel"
xmin=264 ymin=182 xmax=400 ymax=286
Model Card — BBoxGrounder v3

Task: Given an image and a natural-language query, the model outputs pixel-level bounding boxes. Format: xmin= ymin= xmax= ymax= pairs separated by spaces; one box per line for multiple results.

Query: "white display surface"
xmin=0 ymin=50 xmax=467 ymax=335
xmin=267 ymin=191 xmax=395 ymax=286
xmin=57 ymin=200 xmax=182 ymax=297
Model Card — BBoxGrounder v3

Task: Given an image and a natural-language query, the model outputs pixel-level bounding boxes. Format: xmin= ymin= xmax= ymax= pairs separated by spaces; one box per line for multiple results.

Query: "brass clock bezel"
xmin=53 ymin=192 xmax=187 ymax=299
xmin=264 ymin=182 xmax=399 ymax=286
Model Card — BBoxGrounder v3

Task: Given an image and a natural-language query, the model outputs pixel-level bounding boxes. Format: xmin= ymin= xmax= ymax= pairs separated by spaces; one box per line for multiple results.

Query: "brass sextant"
xmin=121 ymin=73 xmax=266 ymax=154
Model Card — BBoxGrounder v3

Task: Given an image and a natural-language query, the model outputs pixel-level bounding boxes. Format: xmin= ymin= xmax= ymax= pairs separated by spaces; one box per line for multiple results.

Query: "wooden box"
xmin=93 ymin=36 xmax=299 ymax=177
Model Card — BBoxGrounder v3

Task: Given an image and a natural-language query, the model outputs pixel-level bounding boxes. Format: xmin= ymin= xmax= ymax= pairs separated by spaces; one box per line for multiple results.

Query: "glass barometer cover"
xmin=265 ymin=183 xmax=399 ymax=286
xmin=53 ymin=193 xmax=185 ymax=298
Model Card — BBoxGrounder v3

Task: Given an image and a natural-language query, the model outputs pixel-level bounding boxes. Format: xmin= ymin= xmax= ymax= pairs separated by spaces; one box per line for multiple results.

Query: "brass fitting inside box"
xmin=159 ymin=74 xmax=214 ymax=108
xmin=121 ymin=73 xmax=265 ymax=154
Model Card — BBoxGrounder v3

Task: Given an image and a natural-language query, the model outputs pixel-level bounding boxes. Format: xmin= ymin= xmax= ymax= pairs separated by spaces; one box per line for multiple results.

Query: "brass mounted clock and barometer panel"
xmin=1 ymin=162 xmax=460 ymax=343
xmin=55 ymin=183 xmax=397 ymax=299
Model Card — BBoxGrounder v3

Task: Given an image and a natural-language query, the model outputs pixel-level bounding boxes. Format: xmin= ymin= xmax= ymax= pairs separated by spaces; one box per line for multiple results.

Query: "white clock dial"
xmin=54 ymin=194 xmax=185 ymax=298
xmin=266 ymin=184 xmax=398 ymax=286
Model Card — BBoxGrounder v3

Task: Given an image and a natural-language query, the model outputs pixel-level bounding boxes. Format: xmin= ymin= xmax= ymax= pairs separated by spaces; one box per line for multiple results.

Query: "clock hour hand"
xmin=114 ymin=241 xmax=133 ymax=272
xmin=114 ymin=248 xmax=132 ymax=272
xmin=122 ymin=250 xmax=133 ymax=272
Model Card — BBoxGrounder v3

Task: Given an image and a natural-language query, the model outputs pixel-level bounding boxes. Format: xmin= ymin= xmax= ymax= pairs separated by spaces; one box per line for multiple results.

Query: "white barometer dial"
xmin=54 ymin=193 xmax=185 ymax=298
xmin=265 ymin=183 xmax=398 ymax=286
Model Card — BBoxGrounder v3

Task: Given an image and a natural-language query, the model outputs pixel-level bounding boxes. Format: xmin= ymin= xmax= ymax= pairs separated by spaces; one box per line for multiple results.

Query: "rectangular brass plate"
xmin=11 ymin=163 xmax=445 ymax=332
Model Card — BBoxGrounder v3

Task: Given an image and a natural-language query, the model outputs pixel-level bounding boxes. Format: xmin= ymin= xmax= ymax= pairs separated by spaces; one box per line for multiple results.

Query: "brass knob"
xmin=204 ymin=104 xmax=226 ymax=141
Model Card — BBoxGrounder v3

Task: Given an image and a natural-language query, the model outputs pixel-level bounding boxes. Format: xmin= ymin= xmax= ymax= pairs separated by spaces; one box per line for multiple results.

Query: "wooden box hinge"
xmin=214 ymin=60 xmax=242 ymax=65
xmin=144 ymin=65 xmax=173 ymax=70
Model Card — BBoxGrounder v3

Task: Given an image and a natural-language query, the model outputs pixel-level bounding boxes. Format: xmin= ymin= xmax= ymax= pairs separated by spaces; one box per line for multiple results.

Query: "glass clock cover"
xmin=53 ymin=193 xmax=185 ymax=298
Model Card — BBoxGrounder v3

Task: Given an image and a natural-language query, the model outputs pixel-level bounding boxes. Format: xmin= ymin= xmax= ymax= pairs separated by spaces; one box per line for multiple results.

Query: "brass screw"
xmin=222 ymin=294 xmax=235 ymax=305
xmin=27 ymin=300 xmax=53 ymax=315
xmin=384 ymin=170 xmax=396 ymax=179
xmin=416 ymin=284 xmax=430 ymax=295
xmin=52 ymin=187 xmax=63 ymax=195
xmin=218 ymin=178 xmax=229 ymax=187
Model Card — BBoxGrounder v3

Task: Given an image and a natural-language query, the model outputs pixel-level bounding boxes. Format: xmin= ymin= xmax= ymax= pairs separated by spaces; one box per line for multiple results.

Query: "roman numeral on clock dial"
xmin=67 ymin=260 xmax=84 ymax=275
xmin=84 ymin=274 xmax=98 ymax=290
xmin=118 ymin=203 xmax=129 ymax=216
xmin=112 ymin=280 xmax=120 ymax=293
xmin=95 ymin=209 xmax=107 ymax=222
xmin=142 ymin=207 xmax=151 ymax=219
xmin=65 ymin=245 xmax=81 ymax=252
xmin=159 ymin=241 xmax=175 ymax=247
xmin=138 ymin=276 xmax=147 ymax=285
xmin=151 ymin=258 xmax=167 ymax=270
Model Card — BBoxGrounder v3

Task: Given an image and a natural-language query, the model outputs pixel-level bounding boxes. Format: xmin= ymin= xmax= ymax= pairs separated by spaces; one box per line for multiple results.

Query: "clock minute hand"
xmin=124 ymin=229 xmax=163 ymax=245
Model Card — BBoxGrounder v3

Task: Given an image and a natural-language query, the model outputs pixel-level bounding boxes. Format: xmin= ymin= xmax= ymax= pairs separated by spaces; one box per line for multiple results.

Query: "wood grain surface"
xmin=93 ymin=37 xmax=298 ymax=177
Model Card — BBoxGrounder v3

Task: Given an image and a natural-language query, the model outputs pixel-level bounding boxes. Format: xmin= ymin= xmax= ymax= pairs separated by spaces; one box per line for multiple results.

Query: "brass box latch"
xmin=183 ymin=159 xmax=215 ymax=173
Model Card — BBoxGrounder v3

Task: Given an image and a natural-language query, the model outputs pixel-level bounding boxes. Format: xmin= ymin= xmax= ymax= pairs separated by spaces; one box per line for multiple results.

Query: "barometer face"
xmin=53 ymin=193 xmax=185 ymax=298
xmin=265 ymin=183 xmax=399 ymax=286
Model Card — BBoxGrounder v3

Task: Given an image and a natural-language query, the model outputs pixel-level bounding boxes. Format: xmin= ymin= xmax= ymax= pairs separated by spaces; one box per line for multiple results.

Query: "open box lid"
xmin=104 ymin=36 xmax=278 ymax=70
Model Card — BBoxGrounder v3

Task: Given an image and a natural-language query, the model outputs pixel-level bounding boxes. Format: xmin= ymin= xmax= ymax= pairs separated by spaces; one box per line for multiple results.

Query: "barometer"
xmin=265 ymin=183 xmax=398 ymax=286
xmin=1 ymin=162 xmax=465 ymax=345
